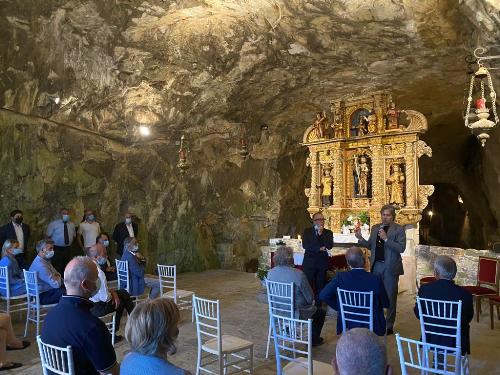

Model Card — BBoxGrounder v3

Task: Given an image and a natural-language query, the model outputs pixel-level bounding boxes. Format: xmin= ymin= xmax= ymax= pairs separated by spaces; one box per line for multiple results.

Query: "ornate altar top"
xmin=302 ymin=91 xmax=433 ymax=231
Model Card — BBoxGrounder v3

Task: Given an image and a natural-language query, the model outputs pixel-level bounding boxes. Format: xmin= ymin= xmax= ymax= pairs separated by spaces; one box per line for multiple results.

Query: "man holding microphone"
xmin=302 ymin=212 xmax=334 ymax=306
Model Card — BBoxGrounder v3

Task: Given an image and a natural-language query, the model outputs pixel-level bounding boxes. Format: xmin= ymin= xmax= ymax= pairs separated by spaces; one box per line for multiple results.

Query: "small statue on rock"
xmin=386 ymin=101 xmax=399 ymax=130
xmin=313 ymin=111 xmax=328 ymax=139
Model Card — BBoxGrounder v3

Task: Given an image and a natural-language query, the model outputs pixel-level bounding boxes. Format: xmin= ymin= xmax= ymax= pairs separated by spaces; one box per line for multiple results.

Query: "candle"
xmin=475 ymin=98 xmax=486 ymax=110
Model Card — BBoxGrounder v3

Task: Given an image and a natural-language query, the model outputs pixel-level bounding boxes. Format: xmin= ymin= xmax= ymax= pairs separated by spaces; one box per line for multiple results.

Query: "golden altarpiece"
xmin=302 ymin=92 xmax=434 ymax=235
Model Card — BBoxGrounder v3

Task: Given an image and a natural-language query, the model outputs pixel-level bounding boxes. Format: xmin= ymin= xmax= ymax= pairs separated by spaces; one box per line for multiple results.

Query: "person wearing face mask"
xmin=41 ymin=256 xmax=120 ymax=375
xmin=77 ymin=209 xmax=101 ymax=254
xmin=28 ymin=239 xmax=65 ymax=305
xmin=301 ymin=211 xmax=334 ymax=306
xmin=0 ymin=239 xmax=26 ymax=297
xmin=96 ymin=233 xmax=117 ymax=281
xmin=121 ymin=298 xmax=188 ymax=374
xmin=46 ymin=208 xmax=76 ymax=275
xmin=0 ymin=210 xmax=31 ymax=270
xmin=112 ymin=213 xmax=138 ymax=258
xmin=120 ymin=237 xmax=160 ymax=299
xmin=87 ymin=245 xmax=134 ymax=342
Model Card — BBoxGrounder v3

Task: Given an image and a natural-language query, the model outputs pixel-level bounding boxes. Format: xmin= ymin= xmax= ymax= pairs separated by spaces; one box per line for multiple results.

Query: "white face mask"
xmin=45 ymin=250 xmax=55 ymax=259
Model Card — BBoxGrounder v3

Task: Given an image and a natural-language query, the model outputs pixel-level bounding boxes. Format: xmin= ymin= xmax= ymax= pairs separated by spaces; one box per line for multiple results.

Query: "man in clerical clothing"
xmin=301 ymin=211 xmax=334 ymax=306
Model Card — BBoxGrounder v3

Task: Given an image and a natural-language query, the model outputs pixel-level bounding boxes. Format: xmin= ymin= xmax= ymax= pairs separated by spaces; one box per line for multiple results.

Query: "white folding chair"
xmin=271 ymin=315 xmax=330 ymax=375
xmin=99 ymin=312 xmax=117 ymax=346
xmin=193 ymin=295 xmax=253 ymax=374
xmin=116 ymin=259 xmax=146 ymax=304
xmin=396 ymin=334 xmax=464 ymax=375
xmin=0 ymin=266 xmax=27 ymax=315
xmin=37 ymin=335 xmax=75 ymax=375
xmin=157 ymin=264 xmax=194 ymax=321
xmin=24 ymin=270 xmax=57 ymax=337
xmin=337 ymin=288 xmax=374 ymax=332
xmin=265 ymin=280 xmax=294 ymax=359
xmin=416 ymin=297 xmax=468 ymax=374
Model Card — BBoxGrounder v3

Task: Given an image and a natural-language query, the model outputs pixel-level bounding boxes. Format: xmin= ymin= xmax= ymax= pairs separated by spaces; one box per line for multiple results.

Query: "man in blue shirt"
xmin=29 ymin=240 xmax=65 ymax=305
xmin=41 ymin=256 xmax=119 ymax=375
xmin=46 ymin=208 xmax=76 ymax=275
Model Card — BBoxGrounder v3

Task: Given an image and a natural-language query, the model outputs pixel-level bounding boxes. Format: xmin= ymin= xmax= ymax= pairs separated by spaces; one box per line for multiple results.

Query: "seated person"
xmin=267 ymin=246 xmax=326 ymax=346
xmin=121 ymin=298 xmax=189 ymax=374
xmin=319 ymin=246 xmax=389 ymax=336
xmin=28 ymin=239 xmax=65 ymax=305
xmin=120 ymin=237 xmax=160 ymax=298
xmin=332 ymin=327 xmax=392 ymax=375
xmin=87 ymin=245 xmax=134 ymax=341
xmin=414 ymin=255 xmax=474 ymax=355
xmin=41 ymin=257 xmax=119 ymax=375
xmin=96 ymin=233 xmax=116 ymax=281
xmin=0 ymin=239 xmax=26 ymax=297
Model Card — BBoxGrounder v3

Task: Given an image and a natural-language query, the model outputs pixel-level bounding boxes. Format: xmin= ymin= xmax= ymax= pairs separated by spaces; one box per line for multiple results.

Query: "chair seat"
xmin=420 ymin=276 xmax=437 ymax=284
xmin=202 ymin=335 xmax=253 ymax=354
xmin=1 ymin=293 xmax=28 ymax=300
xmin=164 ymin=289 xmax=193 ymax=299
xmin=283 ymin=357 xmax=332 ymax=375
xmin=463 ymin=286 xmax=497 ymax=295
xmin=489 ymin=296 xmax=500 ymax=304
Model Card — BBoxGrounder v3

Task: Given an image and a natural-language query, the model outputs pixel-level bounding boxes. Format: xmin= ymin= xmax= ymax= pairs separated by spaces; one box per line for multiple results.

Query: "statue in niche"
xmin=353 ymin=155 xmax=370 ymax=197
xmin=387 ymin=164 xmax=405 ymax=206
xmin=350 ymin=108 xmax=370 ymax=136
xmin=367 ymin=110 xmax=377 ymax=133
xmin=333 ymin=122 xmax=344 ymax=138
xmin=313 ymin=111 xmax=328 ymax=139
xmin=386 ymin=101 xmax=399 ymax=130
xmin=318 ymin=168 xmax=333 ymax=206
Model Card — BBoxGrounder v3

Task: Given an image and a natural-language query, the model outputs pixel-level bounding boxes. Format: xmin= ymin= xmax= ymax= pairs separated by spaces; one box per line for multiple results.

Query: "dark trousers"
xmin=39 ymin=288 xmax=65 ymax=305
xmin=14 ymin=253 xmax=27 ymax=270
xmin=303 ymin=257 xmax=327 ymax=306
xmin=90 ymin=289 xmax=134 ymax=332
xmin=308 ymin=307 xmax=326 ymax=343
xmin=372 ymin=261 xmax=399 ymax=330
xmin=52 ymin=245 xmax=72 ymax=275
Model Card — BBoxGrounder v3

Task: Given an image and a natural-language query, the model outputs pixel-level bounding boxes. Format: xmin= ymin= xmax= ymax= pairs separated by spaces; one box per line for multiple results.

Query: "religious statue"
xmin=367 ymin=110 xmax=377 ymax=133
xmin=319 ymin=168 xmax=333 ymax=206
xmin=313 ymin=111 xmax=328 ymax=139
xmin=353 ymin=155 xmax=370 ymax=196
xmin=386 ymin=101 xmax=399 ymax=130
xmin=386 ymin=164 xmax=405 ymax=206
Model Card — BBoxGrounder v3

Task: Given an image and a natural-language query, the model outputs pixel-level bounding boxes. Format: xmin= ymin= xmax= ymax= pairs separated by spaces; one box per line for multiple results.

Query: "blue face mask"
xmin=97 ymin=257 xmax=107 ymax=266
xmin=130 ymin=245 xmax=139 ymax=253
xmin=11 ymin=248 xmax=23 ymax=256
xmin=102 ymin=240 xmax=109 ymax=247
xmin=62 ymin=214 xmax=70 ymax=222
xmin=125 ymin=218 xmax=132 ymax=225
xmin=87 ymin=215 xmax=95 ymax=222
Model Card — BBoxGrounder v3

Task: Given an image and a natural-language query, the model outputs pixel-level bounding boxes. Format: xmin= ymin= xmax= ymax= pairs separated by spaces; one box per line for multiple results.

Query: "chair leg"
xmin=476 ymin=297 xmax=481 ymax=322
xmin=491 ymin=302 xmax=495 ymax=330
xmin=24 ymin=306 xmax=29 ymax=338
xmin=195 ymin=345 xmax=202 ymax=375
xmin=249 ymin=346 xmax=254 ymax=374
xmin=265 ymin=319 xmax=272 ymax=359
xmin=497 ymin=304 xmax=500 ymax=320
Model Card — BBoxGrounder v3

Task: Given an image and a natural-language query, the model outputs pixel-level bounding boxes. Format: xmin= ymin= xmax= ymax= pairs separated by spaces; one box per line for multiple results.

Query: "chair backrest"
xmin=416 ymin=297 xmax=462 ymax=350
xmin=99 ymin=313 xmax=116 ymax=346
xmin=157 ymin=264 xmax=176 ymax=300
xmin=115 ymin=259 xmax=130 ymax=293
xmin=265 ymin=280 xmax=295 ymax=319
xmin=24 ymin=270 xmax=40 ymax=301
xmin=37 ymin=335 xmax=75 ymax=375
xmin=337 ymin=288 xmax=374 ymax=332
xmin=271 ymin=314 xmax=313 ymax=375
xmin=476 ymin=256 xmax=499 ymax=291
xmin=0 ymin=266 xmax=11 ymax=298
xmin=193 ymin=295 xmax=221 ymax=353
xmin=396 ymin=334 xmax=461 ymax=375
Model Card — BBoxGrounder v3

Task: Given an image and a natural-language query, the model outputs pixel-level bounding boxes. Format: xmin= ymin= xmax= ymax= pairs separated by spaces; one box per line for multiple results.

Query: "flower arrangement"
xmin=341 ymin=212 xmax=370 ymax=233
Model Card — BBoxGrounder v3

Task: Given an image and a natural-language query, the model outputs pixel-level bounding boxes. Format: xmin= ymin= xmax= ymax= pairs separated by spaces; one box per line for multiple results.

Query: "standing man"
xmin=355 ymin=204 xmax=406 ymax=335
xmin=77 ymin=209 xmax=101 ymax=254
xmin=302 ymin=211 xmax=334 ymax=306
xmin=46 ymin=208 xmax=76 ymax=275
xmin=113 ymin=213 xmax=138 ymax=258
xmin=0 ymin=210 xmax=31 ymax=269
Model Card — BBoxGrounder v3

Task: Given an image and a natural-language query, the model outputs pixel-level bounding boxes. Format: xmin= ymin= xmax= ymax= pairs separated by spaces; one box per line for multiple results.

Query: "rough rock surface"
xmin=0 ymin=0 xmax=499 ymax=270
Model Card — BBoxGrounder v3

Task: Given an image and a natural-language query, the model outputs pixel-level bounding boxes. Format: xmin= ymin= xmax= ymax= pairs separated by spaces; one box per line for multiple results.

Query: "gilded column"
xmin=309 ymin=150 xmax=321 ymax=208
xmin=370 ymin=144 xmax=384 ymax=206
xmin=331 ymin=146 xmax=343 ymax=208
xmin=405 ymin=142 xmax=416 ymax=207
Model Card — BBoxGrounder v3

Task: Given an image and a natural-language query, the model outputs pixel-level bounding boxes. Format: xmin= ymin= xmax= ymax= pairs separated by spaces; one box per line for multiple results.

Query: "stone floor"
xmin=7 ymin=269 xmax=500 ymax=374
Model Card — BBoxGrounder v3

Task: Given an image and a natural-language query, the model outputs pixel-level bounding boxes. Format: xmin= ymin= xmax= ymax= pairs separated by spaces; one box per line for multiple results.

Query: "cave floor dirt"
xmin=8 ymin=269 xmax=500 ymax=374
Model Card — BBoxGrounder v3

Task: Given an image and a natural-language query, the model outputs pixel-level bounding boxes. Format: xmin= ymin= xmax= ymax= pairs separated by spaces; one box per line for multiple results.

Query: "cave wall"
xmin=1 ymin=0 xmax=499 ymax=270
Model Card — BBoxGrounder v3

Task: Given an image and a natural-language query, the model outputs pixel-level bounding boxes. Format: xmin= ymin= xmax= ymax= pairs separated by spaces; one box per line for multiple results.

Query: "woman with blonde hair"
xmin=0 ymin=239 xmax=26 ymax=297
xmin=121 ymin=298 xmax=188 ymax=374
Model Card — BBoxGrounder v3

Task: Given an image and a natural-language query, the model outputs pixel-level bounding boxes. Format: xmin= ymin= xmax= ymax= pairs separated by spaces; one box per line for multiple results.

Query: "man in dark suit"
xmin=320 ymin=247 xmax=389 ymax=336
xmin=0 ymin=209 xmax=31 ymax=269
xmin=414 ymin=255 xmax=474 ymax=355
xmin=301 ymin=211 xmax=334 ymax=306
xmin=112 ymin=213 xmax=138 ymax=257
xmin=355 ymin=204 xmax=405 ymax=334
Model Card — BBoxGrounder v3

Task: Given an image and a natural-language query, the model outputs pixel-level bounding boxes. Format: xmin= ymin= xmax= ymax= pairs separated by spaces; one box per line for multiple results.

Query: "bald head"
xmin=335 ymin=328 xmax=387 ymax=375
xmin=64 ymin=256 xmax=99 ymax=298
xmin=345 ymin=247 xmax=365 ymax=269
